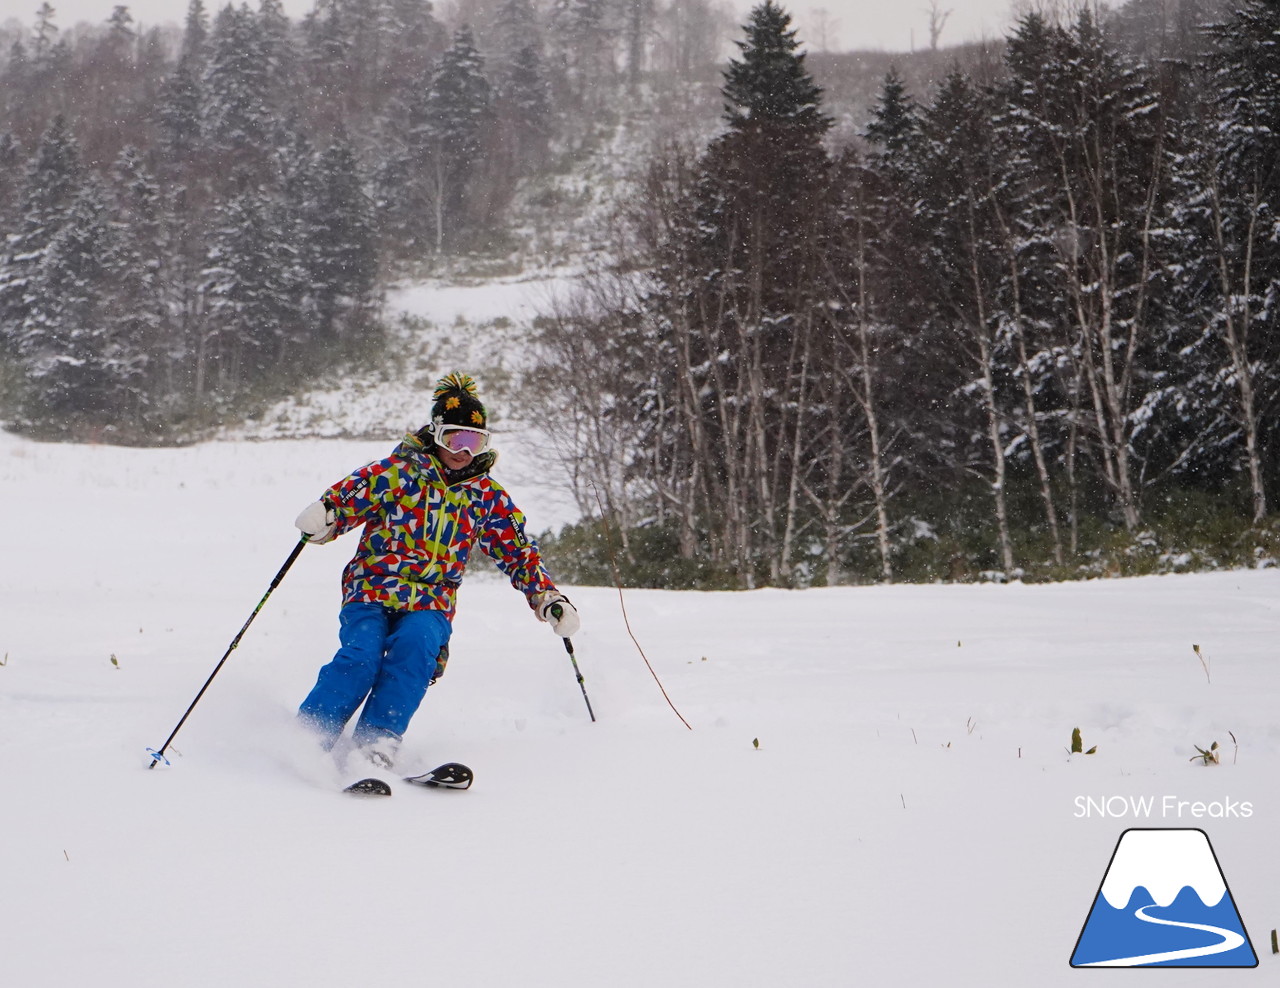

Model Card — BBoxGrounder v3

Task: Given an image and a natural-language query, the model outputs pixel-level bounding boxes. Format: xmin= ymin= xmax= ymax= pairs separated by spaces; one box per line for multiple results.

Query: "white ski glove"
xmin=535 ymin=591 xmax=581 ymax=638
xmin=295 ymin=500 xmax=337 ymax=544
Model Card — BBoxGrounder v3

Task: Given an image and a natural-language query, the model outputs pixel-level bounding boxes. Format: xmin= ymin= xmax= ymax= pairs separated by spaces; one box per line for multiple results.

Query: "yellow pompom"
xmin=433 ymin=372 xmax=478 ymax=400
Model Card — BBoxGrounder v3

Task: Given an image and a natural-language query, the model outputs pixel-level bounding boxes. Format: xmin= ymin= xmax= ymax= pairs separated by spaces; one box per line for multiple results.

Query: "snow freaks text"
xmin=1074 ymin=796 xmax=1254 ymax=820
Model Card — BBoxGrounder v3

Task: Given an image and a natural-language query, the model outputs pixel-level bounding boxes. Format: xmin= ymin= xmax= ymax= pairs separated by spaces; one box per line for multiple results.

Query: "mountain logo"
xmin=1070 ymin=828 xmax=1257 ymax=968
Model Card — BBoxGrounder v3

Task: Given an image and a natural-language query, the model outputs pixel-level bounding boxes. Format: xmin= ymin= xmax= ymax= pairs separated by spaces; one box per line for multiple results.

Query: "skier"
xmin=293 ymin=372 xmax=580 ymax=769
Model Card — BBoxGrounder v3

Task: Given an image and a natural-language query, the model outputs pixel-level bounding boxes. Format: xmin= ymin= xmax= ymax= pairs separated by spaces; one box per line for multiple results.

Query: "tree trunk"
xmin=990 ymin=198 xmax=1064 ymax=564
xmin=777 ymin=319 xmax=813 ymax=582
xmin=432 ymin=156 xmax=445 ymax=253
xmin=1209 ymin=177 xmax=1269 ymax=523
xmin=965 ymin=223 xmax=1015 ymax=573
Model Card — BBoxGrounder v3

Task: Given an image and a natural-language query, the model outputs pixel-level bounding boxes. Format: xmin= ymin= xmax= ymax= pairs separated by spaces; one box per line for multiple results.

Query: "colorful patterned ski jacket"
xmin=320 ymin=433 xmax=556 ymax=618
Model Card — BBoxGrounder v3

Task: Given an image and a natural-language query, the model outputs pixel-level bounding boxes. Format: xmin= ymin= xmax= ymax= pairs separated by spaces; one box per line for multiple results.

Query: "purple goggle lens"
xmin=437 ymin=425 xmax=489 ymax=455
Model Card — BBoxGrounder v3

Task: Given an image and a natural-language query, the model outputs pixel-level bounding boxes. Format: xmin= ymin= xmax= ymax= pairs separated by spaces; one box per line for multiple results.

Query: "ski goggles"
xmin=434 ymin=424 xmax=491 ymax=456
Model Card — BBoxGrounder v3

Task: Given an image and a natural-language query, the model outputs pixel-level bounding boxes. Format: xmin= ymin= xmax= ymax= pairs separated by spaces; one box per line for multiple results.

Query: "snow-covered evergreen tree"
xmin=106 ymin=146 xmax=169 ymax=426
xmin=2 ymin=39 xmax=30 ymax=98
xmin=376 ymin=0 xmax=443 ymax=86
xmin=201 ymin=184 xmax=299 ymax=397
xmin=202 ymin=4 xmax=272 ymax=175
xmin=0 ymin=115 xmax=82 ymax=354
xmin=997 ymin=9 xmax=1175 ymax=532
xmin=705 ymin=0 xmax=832 ymax=313
xmin=909 ymin=71 xmax=1022 ymax=572
xmin=157 ymin=55 xmax=204 ymax=165
xmin=1167 ymin=0 xmax=1280 ymax=522
xmin=182 ymin=0 xmax=210 ymax=67
xmin=258 ymin=0 xmax=299 ymax=107
xmin=492 ymin=41 xmax=552 ymax=187
xmin=16 ymin=179 xmax=147 ymax=438
xmin=306 ymin=134 xmax=378 ymax=340
xmin=647 ymin=0 xmax=838 ymax=585
xmin=1208 ymin=0 xmax=1280 ymax=511
xmin=863 ymin=68 xmax=920 ymax=159
xmin=30 ymin=3 xmax=58 ymax=71
xmin=0 ymin=131 xmax=23 ymax=233
xmin=102 ymin=6 xmax=136 ymax=67
xmin=411 ymin=25 xmax=492 ymax=251
xmin=21 ymin=115 xmax=85 ymax=228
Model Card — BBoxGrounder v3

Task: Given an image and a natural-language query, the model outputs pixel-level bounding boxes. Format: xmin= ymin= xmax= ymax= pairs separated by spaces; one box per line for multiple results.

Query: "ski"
xmin=344 ymin=777 xmax=392 ymax=797
xmin=403 ymin=762 xmax=473 ymax=790
xmin=343 ymin=762 xmax=471 ymax=795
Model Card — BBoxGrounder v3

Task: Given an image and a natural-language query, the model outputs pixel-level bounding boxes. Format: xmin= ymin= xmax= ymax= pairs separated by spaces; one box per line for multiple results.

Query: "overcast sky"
xmin=25 ymin=0 xmax=1017 ymax=54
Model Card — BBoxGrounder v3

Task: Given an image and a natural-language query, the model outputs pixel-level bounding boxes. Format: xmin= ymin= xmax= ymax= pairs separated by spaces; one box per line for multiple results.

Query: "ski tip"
xmin=344 ymin=777 xmax=393 ymax=797
xmin=404 ymin=762 xmax=473 ymax=790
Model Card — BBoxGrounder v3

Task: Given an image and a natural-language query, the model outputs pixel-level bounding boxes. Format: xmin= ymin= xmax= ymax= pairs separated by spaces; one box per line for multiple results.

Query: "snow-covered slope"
xmin=2 ymin=430 xmax=1278 ymax=986
xmin=221 ymin=276 xmax=583 ymax=530
xmin=226 ymin=276 xmax=574 ymax=442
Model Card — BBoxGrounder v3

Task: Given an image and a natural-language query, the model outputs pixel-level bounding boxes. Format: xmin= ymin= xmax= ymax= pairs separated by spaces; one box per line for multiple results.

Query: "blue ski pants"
xmin=298 ymin=601 xmax=451 ymax=747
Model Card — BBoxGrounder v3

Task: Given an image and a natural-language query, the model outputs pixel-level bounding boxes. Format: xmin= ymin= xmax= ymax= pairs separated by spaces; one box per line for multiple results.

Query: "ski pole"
xmin=548 ymin=601 xmax=594 ymax=722
xmin=560 ymin=634 xmax=596 ymax=723
xmin=147 ymin=536 xmax=308 ymax=768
